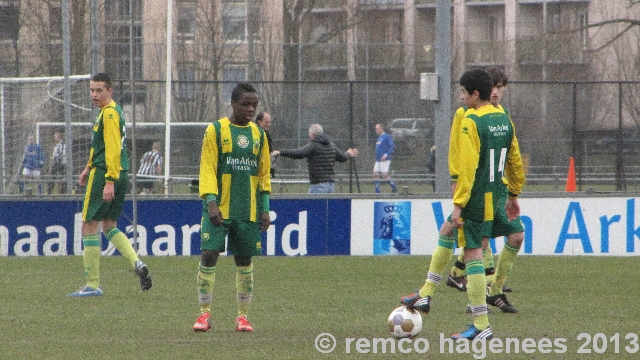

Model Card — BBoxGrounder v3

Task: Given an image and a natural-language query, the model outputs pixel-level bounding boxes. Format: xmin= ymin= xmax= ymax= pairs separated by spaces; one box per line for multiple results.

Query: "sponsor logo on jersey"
xmin=237 ymin=135 xmax=249 ymax=148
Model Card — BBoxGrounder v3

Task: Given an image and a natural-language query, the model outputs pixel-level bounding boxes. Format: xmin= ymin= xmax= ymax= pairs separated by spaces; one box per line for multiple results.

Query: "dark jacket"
xmin=279 ymin=134 xmax=352 ymax=184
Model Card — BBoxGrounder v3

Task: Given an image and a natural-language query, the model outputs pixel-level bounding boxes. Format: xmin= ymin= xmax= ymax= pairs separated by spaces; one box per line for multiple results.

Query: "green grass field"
xmin=0 ymin=255 xmax=637 ymax=359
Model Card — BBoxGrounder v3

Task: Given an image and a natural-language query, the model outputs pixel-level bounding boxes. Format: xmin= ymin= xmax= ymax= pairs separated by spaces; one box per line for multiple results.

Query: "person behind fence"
xmin=68 ymin=72 xmax=152 ymax=297
xmin=47 ymin=130 xmax=67 ymax=194
xmin=20 ymin=133 xmax=45 ymax=195
xmin=426 ymin=145 xmax=436 ymax=192
xmin=272 ymin=124 xmax=359 ymax=194
xmin=255 ymin=112 xmax=277 ymax=178
xmin=373 ymin=123 xmax=398 ymax=193
xmin=137 ymin=141 xmax=163 ymax=194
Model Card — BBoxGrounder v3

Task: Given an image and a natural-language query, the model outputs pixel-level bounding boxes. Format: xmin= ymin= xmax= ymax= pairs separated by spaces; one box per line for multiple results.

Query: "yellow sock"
xmin=450 ymin=250 xmax=466 ymax=277
xmin=106 ymin=228 xmax=139 ymax=267
xmin=466 ymin=260 xmax=489 ymax=330
xmin=197 ymin=263 xmax=216 ymax=314
xmin=82 ymin=235 xmax=101 ymax=289
xmin=483 ymin=247 xmax=495 ymax=285
xmin=490 ymin=244 xmax=520 ymax=296
xmin=419 ymin=236 xmax=454 ymax=297
xmin=236 ymin=264 xmax=254 ymax=318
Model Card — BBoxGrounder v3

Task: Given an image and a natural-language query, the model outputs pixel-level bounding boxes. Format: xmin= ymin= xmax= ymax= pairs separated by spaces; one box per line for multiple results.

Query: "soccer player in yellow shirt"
xmin=68 ymin=73 xmax=152 ymax=297
xmin=192 ymin=82 xmax=271 ymax=333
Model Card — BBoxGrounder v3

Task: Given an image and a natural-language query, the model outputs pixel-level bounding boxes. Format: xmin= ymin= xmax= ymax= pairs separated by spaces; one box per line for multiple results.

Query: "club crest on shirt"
xmin=237 ymin=135 xmax=249 ymax=148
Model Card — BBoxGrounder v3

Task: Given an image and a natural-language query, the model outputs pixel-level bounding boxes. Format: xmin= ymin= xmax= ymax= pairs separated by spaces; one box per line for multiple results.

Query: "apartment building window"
xmin=106 ymin=0 xmax=142 ymax=20
xmin=223 ymin=1 xmax=247 ymax=42
xmin=177 ymin=63 xmax=196 ymax=101
xmin=578 ymin=11 xmax=588 ymax=49
xmin=223 ymin=68 xmax=245 ymax=102
xmin=50 ymin=4 xmax=62 ymax=40
xmin=177 ymin=1 xmax=196 ymax=42
xmin=385 ymin=13 xmax=402 ymax=44
xmin=105 ymin=24 xmax=143 ymax=80
xmin=0 ymin=2 xmax=19 ymax=41
xmin=488 ymin=16 xmax=498 ymax=43
xmin=105 ymin=0 xmax=143 ymax=80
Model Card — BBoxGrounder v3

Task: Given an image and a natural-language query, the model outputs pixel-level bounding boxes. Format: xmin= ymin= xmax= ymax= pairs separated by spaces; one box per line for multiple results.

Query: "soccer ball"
xmin=387 ymin=306 xmax=423 ymax=339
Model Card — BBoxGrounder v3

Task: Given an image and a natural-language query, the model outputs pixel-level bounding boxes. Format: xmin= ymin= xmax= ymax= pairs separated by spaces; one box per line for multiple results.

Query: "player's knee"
xmin=234 ymin=255 xmax=252 ymax=267
xmin=439 ymin=221 xmax=454 ymax=237
xmin=508 ymin=232 xmax=524 ymax=248
xmin=201 ymin=250 xmax=219 ymax=267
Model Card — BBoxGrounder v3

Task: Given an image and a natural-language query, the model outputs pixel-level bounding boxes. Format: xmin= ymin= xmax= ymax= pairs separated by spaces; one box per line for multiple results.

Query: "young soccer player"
xmin=448 ymin=68 xmax=525 ymax=314
xmin=193 ymin=82 xmax=271 ymax=333
xmin=401 ymin=68 xmax=524 ymax=339
xmin=68 ymin=73 xmax=152 ymax=297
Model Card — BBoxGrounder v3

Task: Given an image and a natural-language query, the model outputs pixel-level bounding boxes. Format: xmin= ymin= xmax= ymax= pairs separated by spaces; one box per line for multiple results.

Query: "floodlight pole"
xmin=433 ymin=0 xmax=451 ymax=194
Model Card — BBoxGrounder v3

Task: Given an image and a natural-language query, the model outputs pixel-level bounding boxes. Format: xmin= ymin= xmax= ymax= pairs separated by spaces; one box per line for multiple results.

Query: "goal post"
xmin=0 ymin=75 xmax=91 ymax=195
xmin=1 ymin=74 xmax=209 ymax=196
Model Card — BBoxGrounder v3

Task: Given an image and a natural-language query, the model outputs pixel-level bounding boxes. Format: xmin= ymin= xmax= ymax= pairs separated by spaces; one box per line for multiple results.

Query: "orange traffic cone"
xmin=565 ymin=157 xmax=576 ymax=192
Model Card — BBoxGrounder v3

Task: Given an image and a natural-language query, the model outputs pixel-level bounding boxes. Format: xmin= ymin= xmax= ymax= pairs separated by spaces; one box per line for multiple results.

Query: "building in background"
xmin=1 ymin=0 xmax=639 ymax=189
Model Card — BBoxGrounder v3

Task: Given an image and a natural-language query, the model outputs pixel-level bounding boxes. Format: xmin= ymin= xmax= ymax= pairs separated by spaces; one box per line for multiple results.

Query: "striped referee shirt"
xmin=138 ymin=150 xmax=162 ymax=175
xmin=53 ymin=140 xmax=66 ymax=165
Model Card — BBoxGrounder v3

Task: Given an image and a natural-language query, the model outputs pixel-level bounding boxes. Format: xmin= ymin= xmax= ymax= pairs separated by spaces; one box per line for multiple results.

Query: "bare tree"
xmin=282 ymin=0 xmax=375 ymax=82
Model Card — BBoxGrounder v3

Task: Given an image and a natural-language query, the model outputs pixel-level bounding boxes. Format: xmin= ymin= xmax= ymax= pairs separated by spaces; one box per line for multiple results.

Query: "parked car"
xmin=387 ymin=117 xmax=434 ymax=155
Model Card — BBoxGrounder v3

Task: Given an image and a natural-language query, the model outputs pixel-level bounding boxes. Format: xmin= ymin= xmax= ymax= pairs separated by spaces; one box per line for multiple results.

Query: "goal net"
xmin=0 ymin=75 xmax=92 ymax=195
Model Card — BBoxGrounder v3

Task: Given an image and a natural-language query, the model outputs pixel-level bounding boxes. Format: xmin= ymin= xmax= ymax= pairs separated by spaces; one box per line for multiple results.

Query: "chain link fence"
xmin=2 ymin=77 xmax=640 ymax=195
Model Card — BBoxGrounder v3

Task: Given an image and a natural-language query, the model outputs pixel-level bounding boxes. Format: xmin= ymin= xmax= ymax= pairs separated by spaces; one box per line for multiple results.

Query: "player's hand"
xmin=259 ymin=211 xmax=271 ymax=231
xmin=79 ymin=167 xmax=90 ymax=186
xmin=103 ymin=181 xmax=115 ymax=202
xmin=347 ymin=148 xmax=359 ymax=157
xmin=381 ymin=154 xmax=387 ymax=161
xmin=207 ymin=201 xmax=223 ymax=227
xmin=272 ymin=150 xmax=280 ymax=156
xmin=451 ymin=204 xmax=464 ymax=229
xmin=506 ymin=197 xmax=520 ymax=221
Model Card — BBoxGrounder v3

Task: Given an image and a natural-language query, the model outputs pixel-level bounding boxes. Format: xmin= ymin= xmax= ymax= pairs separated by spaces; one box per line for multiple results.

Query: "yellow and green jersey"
xmin=453 ymin=104 xmax=524 ymax=222
xmin=87 ymin=100 xmax=129 ymax=181
xmin=448 ymin=106 xmax=467 ymax=182
xmin=449 ymin=105 xmax=522 ymax=193
xmin=199 ymin=118 xmax=271 ymax=222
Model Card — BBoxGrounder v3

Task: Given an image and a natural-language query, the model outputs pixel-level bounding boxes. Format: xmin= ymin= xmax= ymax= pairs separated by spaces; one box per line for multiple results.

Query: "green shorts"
xmin=200 ymin=204 xmax=262 ymax=256
xmin=82 ymin=168 xmax=128 ymax=222
xmin=486 ymin=193 xmax=524 ymax=238
xmin=454 ymin=217 xmax=486 ymax=249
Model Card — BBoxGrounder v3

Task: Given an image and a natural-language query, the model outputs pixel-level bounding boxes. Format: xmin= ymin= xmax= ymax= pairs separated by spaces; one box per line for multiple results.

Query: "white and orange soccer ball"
xmin=387 ymin=305 xmax=423 ymax=339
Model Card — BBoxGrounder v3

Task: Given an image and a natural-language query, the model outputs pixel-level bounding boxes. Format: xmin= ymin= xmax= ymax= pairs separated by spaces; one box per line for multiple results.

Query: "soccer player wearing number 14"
xmin=402 ymin=68 xmax=524 ymax=340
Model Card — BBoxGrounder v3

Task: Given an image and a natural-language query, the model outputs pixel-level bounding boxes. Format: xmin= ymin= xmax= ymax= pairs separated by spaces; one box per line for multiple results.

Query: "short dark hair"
xmin=459 ymin=68 xmax=492 ymax=101
xmin=485 ymin=67 xmax=508 ymax=87
xmin=256 ymin=112 xmax=265 ymax=122
xmin=91 ymin=73 xmax=113 ymax=89
xmin=231 ymin=82 xmax=257 ymax=102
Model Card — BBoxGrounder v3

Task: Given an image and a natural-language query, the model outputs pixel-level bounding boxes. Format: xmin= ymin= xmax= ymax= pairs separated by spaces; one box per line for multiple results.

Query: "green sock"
xmin=106 ymin=228 xmax=139 ymax=267
xmin=490 ymin=244 xmax=520 ymax=296
xmin=197 ymin=263 xmax=216 ymax=314
xmin=483 ymin=247 xmax=495 ymax=285
xmin=419 ymin=236 xmax=454 ymax=297
xmin=82 ymin=235 xmax=101 ymax=289
xmin=236 ymin=264 xmax=254 ymax=318
xmin=466 ymin=259 xmax=489 ymax=330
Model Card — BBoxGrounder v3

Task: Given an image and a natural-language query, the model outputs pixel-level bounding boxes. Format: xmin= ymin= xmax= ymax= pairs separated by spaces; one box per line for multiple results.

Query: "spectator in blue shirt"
xmin=20 ymin=133 xmax=46 ymax=195
xmin=373 ymin=123 xmax=397 ymax=193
